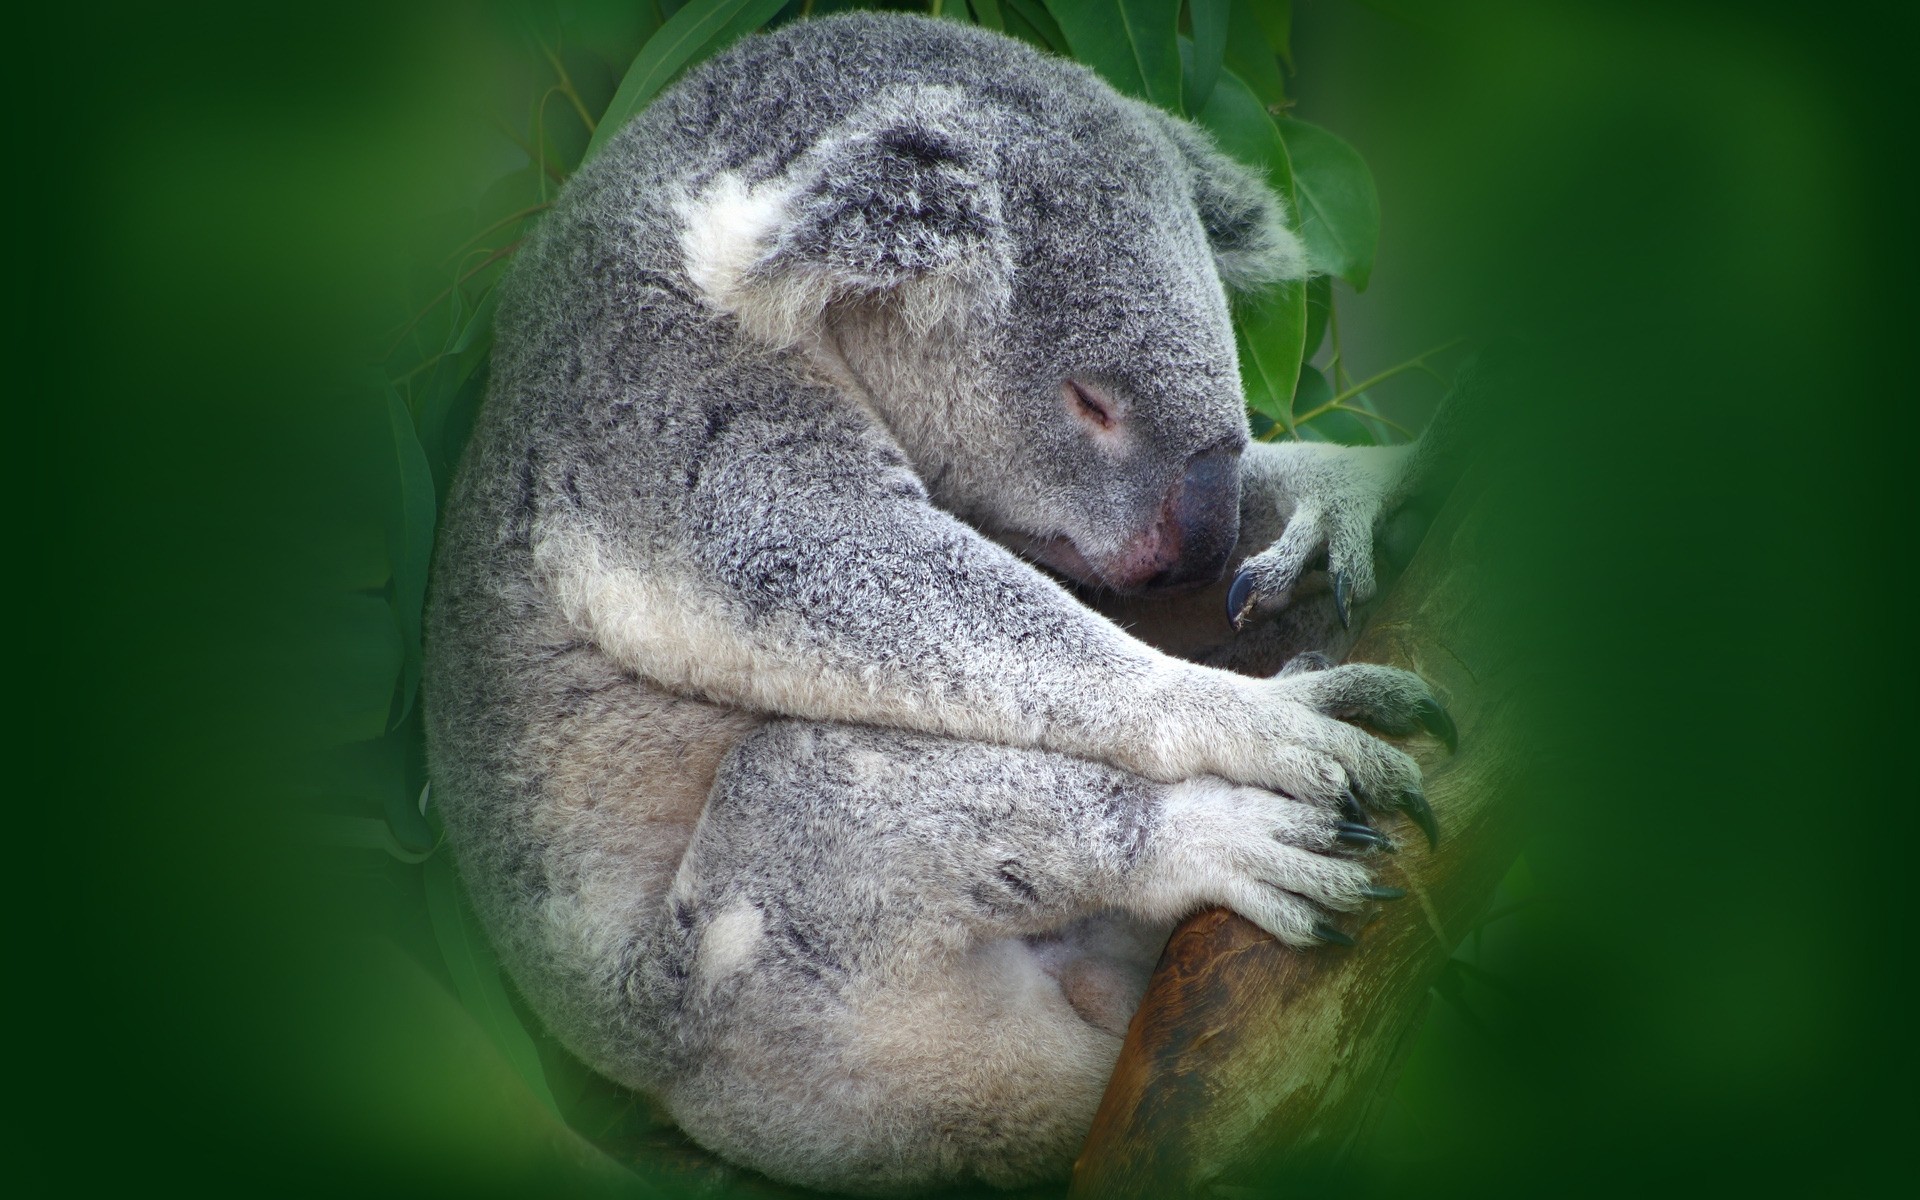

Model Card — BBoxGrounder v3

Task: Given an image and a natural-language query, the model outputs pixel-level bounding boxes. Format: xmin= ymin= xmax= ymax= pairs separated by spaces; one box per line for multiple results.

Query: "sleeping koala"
xmin=425 ymin=11 xmax=1453 ymax=1194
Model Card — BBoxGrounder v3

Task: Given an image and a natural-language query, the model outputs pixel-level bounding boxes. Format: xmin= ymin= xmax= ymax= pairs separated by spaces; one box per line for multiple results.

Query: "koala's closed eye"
xmin=1064 ymin=379 xmax=1118 ymax=431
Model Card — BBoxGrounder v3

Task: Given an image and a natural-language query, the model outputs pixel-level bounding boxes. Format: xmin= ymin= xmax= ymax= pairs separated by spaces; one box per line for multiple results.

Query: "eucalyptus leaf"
xmin=1045 ymin=0 xmax=1184 ymax=112
xmin=1303 ymin=274 xmax=1332 ymax=360
xmin=1198 ymin=71 xmax=1308 ymax=429
xmin=583 ymin=0 xmax=790 ymax=165
xmin=1236 ymin=322 xmax=1287 ymax=427
xmin=968 ymin=0 xmax=1006 ymax=31
xmin=1250 ymin=0 xmax=1293 ymax=69
xmin=1278 ymin=116 xmax=1380 ymax=291
xmin=424 ymin=852 xmax=563 ymax=1114
xmin=1184 ymin=0 xmax=1230 ymax=115
xmin=1292 ymin=365 xmax=1377 ymax=446
xmin=1307 ymin=407 xmax=1377 ymax=446
xmin=1001 ymin=0 xmax=1067 ymax=50
xmin=1196 ymin=68 xmax=1295 ymax=203
xmin=1222 ymin=0 xmax=1286 ymax=107
xmin=309 ymin=814 xmax=435 ymax=864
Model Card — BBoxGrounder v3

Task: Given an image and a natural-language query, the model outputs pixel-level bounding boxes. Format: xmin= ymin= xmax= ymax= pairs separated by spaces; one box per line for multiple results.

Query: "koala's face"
xmin=817 ymin=94 xmax=1302 ymax=593
xmin=715 ymin=78 xmax=1305 ymax=593
xmin=955 ymin=140 xmax=1256 ymax=594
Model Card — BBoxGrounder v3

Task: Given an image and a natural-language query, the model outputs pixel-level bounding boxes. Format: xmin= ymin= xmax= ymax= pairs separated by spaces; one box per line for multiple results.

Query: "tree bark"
xmin=1070 ymin=463 xmax=1527 ymax=1196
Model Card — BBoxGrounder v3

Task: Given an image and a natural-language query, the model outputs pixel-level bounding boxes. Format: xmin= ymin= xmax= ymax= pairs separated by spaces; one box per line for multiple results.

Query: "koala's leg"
xmin=658 ymin=720 xmax=1393 ymax=1194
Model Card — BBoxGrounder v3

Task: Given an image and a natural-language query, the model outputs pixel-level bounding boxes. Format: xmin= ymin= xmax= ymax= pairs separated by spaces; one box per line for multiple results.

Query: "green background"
xmin=17 ymin=0 xmax=1912 ymax=1195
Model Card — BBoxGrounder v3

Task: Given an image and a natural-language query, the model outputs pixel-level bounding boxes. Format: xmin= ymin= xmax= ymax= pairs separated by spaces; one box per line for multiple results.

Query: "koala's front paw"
xmin=1239 ymin=660 xmax=1454 ymax=847
xmin=1134 ymin=779 xmax=1406 ymax=948
xmin=1229 ymin=445 xmax=1414 ymax=631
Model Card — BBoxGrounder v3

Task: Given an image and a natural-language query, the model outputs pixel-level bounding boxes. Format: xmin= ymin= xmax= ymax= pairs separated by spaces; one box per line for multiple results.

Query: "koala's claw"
xmin=1331 ymin=569 xmax=1354 ymax=629
xmin=1226 ymin=566 xmax=1264 ymax=630
xmin=1360 ymin=883 xmax=1408 ymax=901
xmin=1312 ymin=921 xmax=1358 ymax=947
xmin=1340 ymin=789 xmax=1367 ymax=824
xmin=1397 ymin=788 xmax=1441 ymax=849
xmin=1334 ymin=821 xmax=1394 ymax=851
xmin=1415 ymin=696 xmax=1458 ymax=752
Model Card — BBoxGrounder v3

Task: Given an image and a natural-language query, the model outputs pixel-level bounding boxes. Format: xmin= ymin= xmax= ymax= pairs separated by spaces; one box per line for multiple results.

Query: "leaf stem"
xmin=1327 ymin=291 xmax=1349 ymax=392
xmin=492 ymin=119 xmax=567 ymax=185
xmin=541 ymin=43 xmax=598 ymax=134
xmin=1334 ymin=404 xmax=1417 ymax=440
xmin=1292 ymin=336 xmax=1464 ymax=425
xmin=440 ymin=201 xmax=552 ymax=268
xmin=385 ymin=241 xmax=524 ymax=361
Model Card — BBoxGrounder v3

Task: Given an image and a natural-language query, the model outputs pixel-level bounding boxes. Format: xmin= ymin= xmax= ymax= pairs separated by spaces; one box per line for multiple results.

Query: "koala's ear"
xmin=679 ymin=86 xmax=1013 ymax=343
xmin=1156 ymin=115 xmax=1310 ymax=295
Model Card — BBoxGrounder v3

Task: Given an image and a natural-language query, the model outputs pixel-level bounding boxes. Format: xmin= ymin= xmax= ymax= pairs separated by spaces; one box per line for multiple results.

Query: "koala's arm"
xmin=1227 ymin=440 xmax=1419 ymax=629
xmin=532 ymin=395 xmax=1429 ymax=811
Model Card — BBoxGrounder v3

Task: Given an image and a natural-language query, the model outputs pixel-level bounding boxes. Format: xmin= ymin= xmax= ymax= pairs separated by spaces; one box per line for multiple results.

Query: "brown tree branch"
xmin=1070 ymin=462 xmax=1528 ymax=1195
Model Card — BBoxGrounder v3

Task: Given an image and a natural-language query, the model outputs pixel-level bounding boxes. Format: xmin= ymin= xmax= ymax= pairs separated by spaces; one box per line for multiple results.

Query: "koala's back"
xmin=423 ymin=7 xmax=1178 ymax=1106
xmin=420 ymin=12 xmax=1082 ymax=1085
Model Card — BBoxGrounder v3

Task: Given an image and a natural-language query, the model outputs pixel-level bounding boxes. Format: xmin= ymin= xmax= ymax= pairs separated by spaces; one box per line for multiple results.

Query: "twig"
xmin=440 ymin=202 xmax=552 ymax=268
xmin=491 ymin=118 xmax=568 ymax=185
xmin=541 ymin=42 xmax=598 ymax=134
xmin=1292 ymin=337 xmax=1464 ymax=426
xmin=1335 ymin=403 xmax=1418 ymax=441
xmin=384 ymin=241 xmax=523 ymax=361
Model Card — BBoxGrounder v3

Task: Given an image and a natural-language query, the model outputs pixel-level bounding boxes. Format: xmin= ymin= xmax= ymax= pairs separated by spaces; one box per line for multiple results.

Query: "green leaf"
xmin=583 ymin=0 xmax=789 ymax=165
xmin=1302 ymin=273 xmax=1332 ymax=360
xmin=1197 ymin=70 xmax=1308 ymax=431
xmin=1278 ymin=116 xmax=1380 ymax=291
xmin=1002 ymin=0 xmax=1067 ymax=50
xmin=1249 ymin=0 xmax=1293 ymax=70
xmin=309 ymin=814 xmax=435 ymax=864
xmin=1222 ymin=0 xmax=1286 ymax=107
xmin=1196 ymin=68 xmax=1294 ymax=204
xmin=424 ymin=852 xmax=562 ymax=1115
xmin=1293 ymin=364 xmax=1377 ymax=446
xmin=1184 ymin=0 xmax=1230 ymax=115
xmin=383 ymin=385 xmax=436 ymax=729
xmin=969 ymin=0 xmax=1006 ymax=31
xmin=1045 ymin=0 xmax=1184 ymax=112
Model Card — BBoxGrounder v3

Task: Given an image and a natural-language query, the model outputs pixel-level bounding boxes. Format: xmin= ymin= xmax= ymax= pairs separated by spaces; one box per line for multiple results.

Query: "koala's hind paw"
xmin=1138 ymin=780 xmax=1408 ymax=948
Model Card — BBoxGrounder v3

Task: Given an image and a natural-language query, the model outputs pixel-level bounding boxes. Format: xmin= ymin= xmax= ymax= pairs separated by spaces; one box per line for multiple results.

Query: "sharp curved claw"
xmin=1339 ymin=789 xmax=1366 ymax=824
xmin=1331 ymin=570 xmax=1353 ymax=629
xmin=1227 ymin=568 xmax=1256 ymax=629
xmin=1312 ymin=922 xmax=1357 ymax=947
xmin=1398 ymin=788 xmax=1440 ymax=849
xmin=1361 ymin=884 xmax=1408 ymax=901
xmin=1416 ymin=697 xmax=1458 ymax=753
xmin=1334 ymin=821 xmax=1392 ymax=850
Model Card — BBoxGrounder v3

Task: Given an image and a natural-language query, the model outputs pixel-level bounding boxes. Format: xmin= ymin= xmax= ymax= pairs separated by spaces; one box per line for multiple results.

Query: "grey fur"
xmin=425 ymin=13 xmax=1435 ymax=1193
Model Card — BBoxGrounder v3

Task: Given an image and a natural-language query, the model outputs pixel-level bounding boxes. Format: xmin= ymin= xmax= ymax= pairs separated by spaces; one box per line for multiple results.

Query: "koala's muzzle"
xmin=1112 ymin=445 xmax=1242 ymax=592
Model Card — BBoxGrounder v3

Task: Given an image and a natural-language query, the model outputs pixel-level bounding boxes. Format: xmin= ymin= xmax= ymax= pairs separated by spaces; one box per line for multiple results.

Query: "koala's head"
xmin=678 ymin=67 xmax=1307 ymax=593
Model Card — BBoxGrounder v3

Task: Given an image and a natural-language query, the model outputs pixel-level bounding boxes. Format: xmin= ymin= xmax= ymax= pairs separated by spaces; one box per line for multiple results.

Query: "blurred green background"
xmin=18 ymin=0 xmax=1911 ymax=1195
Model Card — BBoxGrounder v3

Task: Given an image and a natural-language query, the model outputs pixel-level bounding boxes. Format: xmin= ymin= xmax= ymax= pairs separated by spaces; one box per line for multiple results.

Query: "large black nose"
xmin=1147 ymin=445 xmax=1242 ymax=589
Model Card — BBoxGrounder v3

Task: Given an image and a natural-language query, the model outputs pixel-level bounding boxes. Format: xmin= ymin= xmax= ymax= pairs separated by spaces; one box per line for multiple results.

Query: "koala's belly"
xmin=531 ymin=653 xmax=767 ymax=907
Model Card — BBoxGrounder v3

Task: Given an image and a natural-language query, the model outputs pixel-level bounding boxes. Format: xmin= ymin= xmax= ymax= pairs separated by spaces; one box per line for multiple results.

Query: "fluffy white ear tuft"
xmin=676 ymin=85 xmax=1013 ymax=348
xmin=676 ymin=172 xmax=800 ymax=318
xmin=1151 ymin=111 xmax=1311 ymax=295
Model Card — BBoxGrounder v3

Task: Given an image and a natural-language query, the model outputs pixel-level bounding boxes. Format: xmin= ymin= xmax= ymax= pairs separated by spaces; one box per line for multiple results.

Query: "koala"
xmin=424 ymin=12 xmax=1454 ymax=1195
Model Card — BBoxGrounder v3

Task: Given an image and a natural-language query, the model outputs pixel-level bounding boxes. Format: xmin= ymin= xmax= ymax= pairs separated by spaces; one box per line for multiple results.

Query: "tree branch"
xmin=1070 ymin=460 xmax=1528 ymax=1194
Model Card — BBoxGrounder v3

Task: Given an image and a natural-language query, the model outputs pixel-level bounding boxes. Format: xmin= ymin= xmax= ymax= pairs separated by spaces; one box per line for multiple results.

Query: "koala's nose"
xmin=1142 ymin=445 xmax=1242 ymax=590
